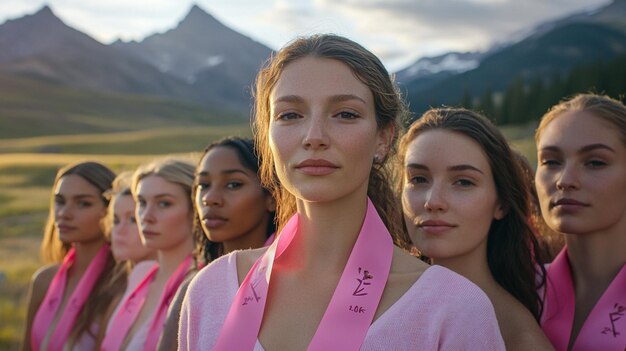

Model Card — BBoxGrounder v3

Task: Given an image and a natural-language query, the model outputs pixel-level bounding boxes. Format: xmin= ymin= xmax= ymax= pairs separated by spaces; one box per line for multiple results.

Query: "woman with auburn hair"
xmin=179 ymin=34 xmax=504 ymax=350
xmin=535 ymin=93 xmax=626 ymax=351
xmin=22 ymin=161 xmax=117 ymax=351
xmin=100 ymin=158 xmax=201 ymax=351
xmin=400 ymin=108 xmax=553 ymax=350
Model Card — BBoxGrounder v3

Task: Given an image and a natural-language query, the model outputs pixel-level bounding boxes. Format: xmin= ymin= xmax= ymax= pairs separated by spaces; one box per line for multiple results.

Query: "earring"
xmin=374 ymin=154 xmax=381 ymax=163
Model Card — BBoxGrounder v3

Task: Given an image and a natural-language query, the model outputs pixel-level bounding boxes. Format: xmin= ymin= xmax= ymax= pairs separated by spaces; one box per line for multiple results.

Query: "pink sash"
xmin=542 ymin=248 xmax=626 ymax=351
xmin=214 ymin=198 xmax=393 ymax=350
xmin=31 ymin=244 xmax=110 ymax=351
xmin=101 ymin=255 xmax=194 ymax=351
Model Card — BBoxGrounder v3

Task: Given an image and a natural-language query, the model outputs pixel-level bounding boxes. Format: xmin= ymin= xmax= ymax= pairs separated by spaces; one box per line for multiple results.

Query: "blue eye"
xmin=335 ymin=111 xmax=359 ymax=120
xmin=196 ymin=182 xmax=209 ymax=191
xmin=277 ymin=112 xmax=301 ymax=120
xmin=408 ymin=175 xmax=428 ymax=185
xmin=454 ymin=179 xmax=475 ymax=187
xmin=158 ymin=201 xmax=171 ymax=208
xmin=540 ymin=159 xmax=560 ymax=167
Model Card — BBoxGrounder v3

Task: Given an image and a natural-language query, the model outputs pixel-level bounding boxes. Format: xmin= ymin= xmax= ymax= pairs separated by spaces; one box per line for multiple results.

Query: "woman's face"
xmin=194 ymin=146 xmax=274 ymax=247
xmin=402 ymin=130 xmax=503 ymax=263
xmin=54 ymin=174 xmax=107 ymax=244
xmin=135 ymin=175 xmax=194 ymax=251
xmin=268 ymin=56 xmax=391 ymax=203
xmin=111 ymin=195 xmax=154 ymax=262
xmin=535 ymin=110 xmax=626 ymax=235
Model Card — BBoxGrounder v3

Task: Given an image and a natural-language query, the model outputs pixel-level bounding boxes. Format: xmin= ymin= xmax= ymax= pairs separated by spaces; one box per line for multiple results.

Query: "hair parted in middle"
xmin=399 ymin=107 xmax=547 ymax=321
xmin=253 ymin=33 xmax=411 ymax=249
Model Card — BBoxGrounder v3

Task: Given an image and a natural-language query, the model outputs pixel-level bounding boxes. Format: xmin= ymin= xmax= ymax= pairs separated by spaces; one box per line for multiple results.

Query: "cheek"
xmin=401 ymin=188 xmax=423 ymax=217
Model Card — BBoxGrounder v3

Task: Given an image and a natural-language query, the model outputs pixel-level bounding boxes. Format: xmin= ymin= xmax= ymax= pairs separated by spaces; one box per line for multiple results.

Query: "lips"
xmin=142 ymin=230 xmax=159 ymax=237
xmin=418 ymin=219 xmax=456 ymax=234
xmin=550 ymin=198 xmax=589 ymax=212
xmin=295 ymin=159 xmax=339 ymax=176
xmin=202 ymin=213 xmax=228 ymax=229
xmin=56 ymin=224 xmax=77 ymax=234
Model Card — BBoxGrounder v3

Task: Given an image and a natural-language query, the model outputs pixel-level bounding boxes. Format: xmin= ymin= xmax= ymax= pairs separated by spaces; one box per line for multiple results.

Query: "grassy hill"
xmin=0 ymin=73 xmax=247 ymax=139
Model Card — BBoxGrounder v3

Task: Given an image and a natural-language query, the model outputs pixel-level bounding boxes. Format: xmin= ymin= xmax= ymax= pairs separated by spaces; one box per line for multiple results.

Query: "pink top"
xmin=104 ymin=260 xmax=158 ymax=337
xmin=541 ymin=248 xmax=626 ymax=351
xmin=179 ymin=252 xmax=506 ymax=350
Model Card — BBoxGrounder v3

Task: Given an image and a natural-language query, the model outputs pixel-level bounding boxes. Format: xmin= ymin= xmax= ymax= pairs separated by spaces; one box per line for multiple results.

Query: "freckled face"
xmin=54 ymin=174 xmax=107 ymax=244
xmin=111 ymin=195 xmax=154 ymax=262
xmin=535 ymin=111 xmax=626 ymax=235
xmin=135 ymin=175 xmax=194 ymax=251
xmin=402 ymin=130 xmax=503 ymax=262
xmin=268 ymin=56 xmax=390 ymax=203
xmin=194 ymin=147 xmax=274 ymax=248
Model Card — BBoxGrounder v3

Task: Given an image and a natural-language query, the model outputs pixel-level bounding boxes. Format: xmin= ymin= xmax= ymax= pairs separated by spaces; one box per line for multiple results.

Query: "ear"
xmin=375 ymin=123 xmax=395 ymax=160
xmin=493 ymin=202 xmax=507 ymax=220
xmin=265 ymin=193 xmax=277 ymax=213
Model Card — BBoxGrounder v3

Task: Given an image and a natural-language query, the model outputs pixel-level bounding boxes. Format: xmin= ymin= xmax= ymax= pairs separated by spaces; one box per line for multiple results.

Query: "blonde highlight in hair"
xmin=252 ymin=34 xmax=411 ymax=249
xmin=40 ymin=161 xmax=118 ymax=347
xmin=131 ymin=157 xmax=204 ymax=260
xmin=536 ymin=93 xmax=626 ymax=146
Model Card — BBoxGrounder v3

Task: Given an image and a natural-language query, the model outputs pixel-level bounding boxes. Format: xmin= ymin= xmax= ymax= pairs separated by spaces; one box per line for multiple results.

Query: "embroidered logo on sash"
xmin=601 ymin=303 xmax=624 ymax=338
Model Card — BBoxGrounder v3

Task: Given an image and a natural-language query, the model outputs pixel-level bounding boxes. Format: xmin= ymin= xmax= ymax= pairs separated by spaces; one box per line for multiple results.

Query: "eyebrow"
xmin=405 ymin=163 xmax=484 ymax=174
xmin=136 ymin=193 xmax=176 ymax=199
xmin=539 ymin=143 xmax=616 ymax=154
xmin=273 ymin=94 xmax=367 ymax=105
xmin=54 ymin=194 xmax=97 ymax=200
xmin=196 ymin=169 xmax=249 ymax=177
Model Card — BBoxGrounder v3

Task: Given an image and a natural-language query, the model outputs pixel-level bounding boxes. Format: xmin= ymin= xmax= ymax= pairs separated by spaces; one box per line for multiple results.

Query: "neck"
xmin=72 ymin=237 xmax=106 ymax=272
xmin=566 ymin=225 xmax=626 ymax=290
xmin=278 ymin=190 xmax=369 ymax=273
xmin=156 ymin=235 xmax=194 ymax=278
xmin=222 ymin=218 xmax=270 ymax=254
xmin=434 ymin=241 xmax=498 ymax=294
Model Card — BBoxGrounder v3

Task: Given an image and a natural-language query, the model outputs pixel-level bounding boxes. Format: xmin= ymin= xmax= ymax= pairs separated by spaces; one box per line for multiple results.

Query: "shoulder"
xmin=494 ymin=293 xmax=554 ymax=351
xmin=31 ymin=264 xmax=59 ymax=290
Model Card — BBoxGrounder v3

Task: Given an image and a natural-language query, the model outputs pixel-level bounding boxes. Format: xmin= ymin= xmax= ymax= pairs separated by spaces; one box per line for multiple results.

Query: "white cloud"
xmin=0 ymin=0 xmax=613 ymax=70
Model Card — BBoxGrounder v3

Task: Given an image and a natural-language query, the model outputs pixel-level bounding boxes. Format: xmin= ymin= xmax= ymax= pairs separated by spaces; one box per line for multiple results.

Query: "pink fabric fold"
xmin=213 ymin=198 xmax=393 ymax=351
xmin=100 ymin=255 xmax=194 ymax=351
xmin=542 ymin=248 xmax=626 ymax=351
xmin=31 ymin=244 xmax=110 ymax=351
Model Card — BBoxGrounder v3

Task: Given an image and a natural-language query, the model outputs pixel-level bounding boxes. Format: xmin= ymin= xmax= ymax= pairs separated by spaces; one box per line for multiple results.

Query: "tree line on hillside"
xmin=457 ymin=54 xmax=626 ymax=125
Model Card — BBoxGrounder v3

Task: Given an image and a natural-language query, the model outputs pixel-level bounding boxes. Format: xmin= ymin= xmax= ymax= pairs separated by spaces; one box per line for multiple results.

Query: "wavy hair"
xmin=399 ymin=108 xmax=546 ymax=321
xmin=252 ymin=34 xmax=411 ymax=249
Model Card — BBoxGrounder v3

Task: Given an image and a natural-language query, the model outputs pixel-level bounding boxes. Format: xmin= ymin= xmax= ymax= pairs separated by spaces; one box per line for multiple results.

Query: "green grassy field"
xmin=0 ymin=122 xmax=537 ymax=350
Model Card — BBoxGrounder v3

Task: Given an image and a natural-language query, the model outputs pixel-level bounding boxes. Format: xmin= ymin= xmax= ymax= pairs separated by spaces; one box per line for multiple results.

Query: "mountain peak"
xmin=183 ymin=4 xmax=216 ymax=22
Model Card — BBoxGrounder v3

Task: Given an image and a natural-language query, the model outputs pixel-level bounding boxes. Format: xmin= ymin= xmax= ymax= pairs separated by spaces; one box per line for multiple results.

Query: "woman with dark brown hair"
xmin=400 ymin=107 xmax=553 ymax=350
xmin=179 ymin=34 xmax=505 ymax=350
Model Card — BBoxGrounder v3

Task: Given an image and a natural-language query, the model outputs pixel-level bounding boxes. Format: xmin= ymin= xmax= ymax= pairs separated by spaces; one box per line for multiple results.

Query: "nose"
xmin=302 ymin=114 xmax=329 ymax=150
xmin=55 ymin=203 xmax=72 ymax=220
xmin=138 ymin=203 xmax=155 ymax=225
xmin=556 ymin=163 xmax=580 ymax=191
xmin=424 ymin=184 xmax=448 ymax=212
xmin=201 ymin=186 xmax=223 ymax=207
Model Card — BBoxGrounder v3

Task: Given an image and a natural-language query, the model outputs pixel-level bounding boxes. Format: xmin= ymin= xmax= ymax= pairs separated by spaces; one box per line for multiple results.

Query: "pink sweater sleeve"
xmin=178 ymin=253 xmax=238 ymax=351
xmin=426 ymin=266 xmax=506 ymax=350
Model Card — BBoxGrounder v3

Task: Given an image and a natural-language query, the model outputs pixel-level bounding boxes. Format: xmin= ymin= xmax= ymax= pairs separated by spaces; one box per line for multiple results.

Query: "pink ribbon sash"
xmin=541 ymin=248 xmax=626 ymax=351
xmin=31 ymin=244 xmax=110 ymax=351
xmin=101 ymin=255 xmax=194 ymax=351
xmin=214 ymin=198 xmax=393 ymax=350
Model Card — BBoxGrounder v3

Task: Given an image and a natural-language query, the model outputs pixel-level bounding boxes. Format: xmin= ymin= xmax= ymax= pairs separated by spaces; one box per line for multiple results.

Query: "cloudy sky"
xmin=0 ymin=0 xmax=611 ymax=71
